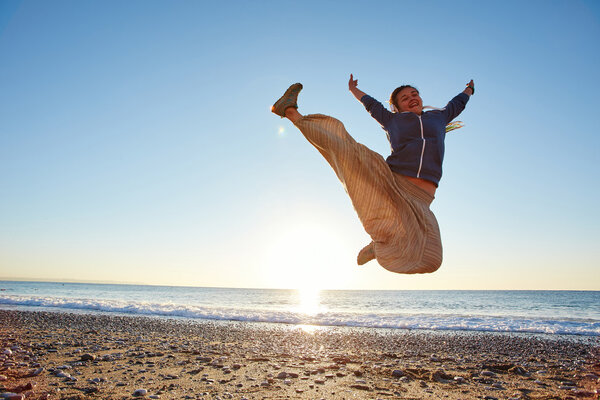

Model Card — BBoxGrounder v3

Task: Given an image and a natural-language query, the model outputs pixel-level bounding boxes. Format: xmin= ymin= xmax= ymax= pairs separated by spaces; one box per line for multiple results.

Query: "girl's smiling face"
xmin=396 ymin=87 xmax=423 ymax=114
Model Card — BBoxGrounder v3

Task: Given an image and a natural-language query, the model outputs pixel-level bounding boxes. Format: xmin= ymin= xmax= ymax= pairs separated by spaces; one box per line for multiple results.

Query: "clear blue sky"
xmin=1 ymin=0 xmax=599 ymax=290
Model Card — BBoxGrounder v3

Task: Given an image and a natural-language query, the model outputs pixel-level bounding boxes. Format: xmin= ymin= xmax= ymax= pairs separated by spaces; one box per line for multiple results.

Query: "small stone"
xmin=83 ymin=387 xmax=99 ymax=394
xmin=454 ymin=376 xmax=466 ymax=384
xmin=392 ymin=369 xmax=405 ymax=378
xmin=133 ymin=388 xmax=148 ymax=397
xmin=80 ymin=353 xmax=96 ymax=361
xmin=432 ymin=370 xmax=454 ymax=383
xmin=509 ymin=365 xmax=529 ymax=376
xmin=276 ymin=372 xmax=287 ymax=379
xmin=149 ymin=396 xmax=161 ymax=399
xmin=0 ymin=375 xmax=7 ymax=381
xmin=481 ymin=370 xmax=497 ymax=377
xmin=572 ymin=390 xmax=595 ymax=397
xmin=315 ymin=379 xmax=325 ymax=384
xmin=26 ymin=367 xmax=44 ymax=377
xmin=349 ymin=384 xmax=370 ymax=390
xmin=21 ymin=382 xmax=35 ymax=391
xmin=210 ymin=359 xmax=224 ymax=368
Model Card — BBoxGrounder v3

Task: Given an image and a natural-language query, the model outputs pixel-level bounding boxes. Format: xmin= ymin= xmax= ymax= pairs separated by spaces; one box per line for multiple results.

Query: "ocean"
xmin=1 ymin=281 xmax=598 ymax=336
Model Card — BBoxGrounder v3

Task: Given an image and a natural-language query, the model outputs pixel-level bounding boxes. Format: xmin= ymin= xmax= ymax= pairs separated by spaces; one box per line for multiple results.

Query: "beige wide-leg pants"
xmin=294 ymin=114 xmax=443 ymax=274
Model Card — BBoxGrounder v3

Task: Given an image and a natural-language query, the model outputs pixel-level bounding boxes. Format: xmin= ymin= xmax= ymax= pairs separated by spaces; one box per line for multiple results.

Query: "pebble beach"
xmin=0 ymin=310 xmax=598 ymax=400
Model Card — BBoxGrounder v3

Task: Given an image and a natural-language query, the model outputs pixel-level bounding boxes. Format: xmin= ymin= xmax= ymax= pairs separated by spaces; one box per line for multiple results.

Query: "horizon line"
xmin=0 ymin=278 xmax=598 ymax=292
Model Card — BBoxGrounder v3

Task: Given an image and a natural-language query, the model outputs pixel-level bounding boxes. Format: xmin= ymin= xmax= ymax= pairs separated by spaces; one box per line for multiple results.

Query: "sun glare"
xmin=297 ymin=286 xmax=322 ymax=315
xmin=295 ymin=286 xmax=325 ymax=334
xmin=263 ymin=220 xmax=354 ymax=291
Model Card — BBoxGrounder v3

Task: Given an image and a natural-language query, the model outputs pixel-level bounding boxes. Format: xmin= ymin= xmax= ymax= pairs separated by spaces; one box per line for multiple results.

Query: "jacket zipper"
xmin=416 ymin=115 xmax=425 ymax=178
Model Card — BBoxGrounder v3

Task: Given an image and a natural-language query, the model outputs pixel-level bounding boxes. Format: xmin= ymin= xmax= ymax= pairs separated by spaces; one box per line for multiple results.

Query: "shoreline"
xmin=2 ymin=304 xmax=598 ymax=339
xmin=1 ymin=309 xmax=598 ymax=399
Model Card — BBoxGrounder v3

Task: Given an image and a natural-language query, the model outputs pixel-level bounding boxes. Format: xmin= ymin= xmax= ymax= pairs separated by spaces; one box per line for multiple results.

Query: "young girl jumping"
xmin=271 ymin=75 xmax=474 ymax=274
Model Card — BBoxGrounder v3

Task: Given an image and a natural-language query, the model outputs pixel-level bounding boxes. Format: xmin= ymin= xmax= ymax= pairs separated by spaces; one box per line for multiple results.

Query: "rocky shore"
xmin=0 ymin=309 xmax=598 ymax=399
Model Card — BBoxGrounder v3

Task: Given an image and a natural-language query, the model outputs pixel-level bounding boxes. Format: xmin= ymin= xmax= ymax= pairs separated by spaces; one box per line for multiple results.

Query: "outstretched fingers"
xmin=349 ymin=73 xmax=358 ymax=90
xmin=464 ymin=79 xmax=475 ymax=95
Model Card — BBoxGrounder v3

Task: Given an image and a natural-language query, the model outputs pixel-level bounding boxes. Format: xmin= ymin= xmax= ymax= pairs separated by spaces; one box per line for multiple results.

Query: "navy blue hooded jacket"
xmin=360 ymin=92 xmax=469 ymax=186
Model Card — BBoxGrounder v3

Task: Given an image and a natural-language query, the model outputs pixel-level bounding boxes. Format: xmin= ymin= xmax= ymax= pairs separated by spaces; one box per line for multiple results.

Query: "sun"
xmin=262 ymin=220 xmax=354 ymax=291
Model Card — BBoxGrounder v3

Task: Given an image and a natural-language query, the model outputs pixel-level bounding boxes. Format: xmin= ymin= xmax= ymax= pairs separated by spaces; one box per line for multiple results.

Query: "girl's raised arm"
xmin=350 ymin=74 xmax=394 ymax=128
xmin=348 ymin=74 xmax=367 ymax=101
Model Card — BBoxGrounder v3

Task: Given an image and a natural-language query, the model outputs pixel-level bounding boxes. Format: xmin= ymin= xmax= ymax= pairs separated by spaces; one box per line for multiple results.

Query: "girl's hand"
xmin=348 ymin=74 xmax=367 ymax=101
xmin=349 ymin=74 xmax=359 ymax=91
xmin=465 ymin=79 xmax=475 ymax=95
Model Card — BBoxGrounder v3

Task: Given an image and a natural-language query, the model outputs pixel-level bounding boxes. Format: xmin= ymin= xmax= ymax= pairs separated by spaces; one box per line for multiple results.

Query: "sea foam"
xmin=1 ymin=294 xmax=598 ymax=336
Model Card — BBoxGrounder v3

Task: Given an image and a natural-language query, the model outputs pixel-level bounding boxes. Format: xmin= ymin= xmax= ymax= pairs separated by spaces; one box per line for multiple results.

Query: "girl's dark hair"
xmin=389 ymin=85 xmax=419 ymax=112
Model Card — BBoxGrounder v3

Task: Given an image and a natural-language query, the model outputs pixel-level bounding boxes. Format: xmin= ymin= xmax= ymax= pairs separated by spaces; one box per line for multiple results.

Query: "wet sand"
xmin=0 ymin=310 xmax=598 ymax=399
